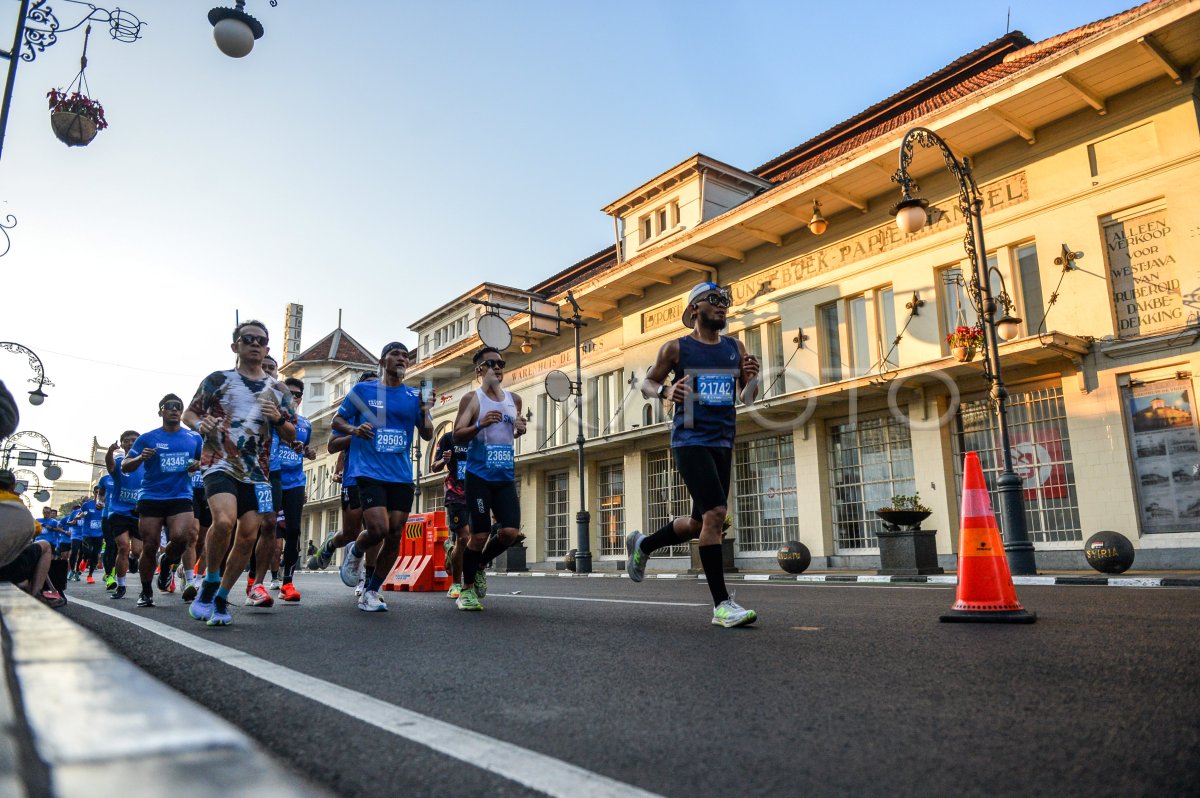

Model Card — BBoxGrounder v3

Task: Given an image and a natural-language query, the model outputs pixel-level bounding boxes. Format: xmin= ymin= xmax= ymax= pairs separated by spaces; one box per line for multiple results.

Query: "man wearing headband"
xmin=630 ymin=282 xmax=761 ymax=628
xmin=332 ymin=341 xmax=433 ymax=612
xmin=124 ymin=394 xmax=203 ymax=608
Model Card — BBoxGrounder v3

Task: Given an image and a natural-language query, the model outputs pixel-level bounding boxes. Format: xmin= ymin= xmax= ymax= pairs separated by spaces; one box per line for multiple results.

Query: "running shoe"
xmin=354 ymin=576 xmax=365 ymax=598
xmin=166 ymin=574 xmax=177 ymax=594
xmin=357 ymin=590 xmax=387 ymax=612
xmin=307 ymin=536 xmax=336 ymax=570
xmin=207 ymin=599 xmax=233 ymax=626
xmin=712 ymin=596 xmax=757 ymax=628
xmin=625 ymin=531 xmax=648 ymax=582
xmin=474 ymin=569 xmax=487 ymax=598
xmin=104 ymin=574 xmax=116 ymax=590
xmin=246 ymin=576 xmax=256 ymax=595
xmin=109 ymin=585 xmax=127 ymax=600
xmin=156 ymin=555 xmax=172 ymax=591
xmin=189 ymin=597 xmax=215 ymax=622
xmin=268 ymin=578 xmax=282 ymax=590
xmin=339 ymin=546 xmax=364 ymax=587
xmin=246 ymin=583 xmax=274 ymax=608
xmin=86 ymin=574 xmax=95 ymax=585
xmin=447 ymin=583 xmax=462 ymax=599
xmin=279 ymin=582 xmax=301 ymax=602
xmin=39 ymin=589 xmax=66 ymax=609
xmin=136 ymin=592 xmax=154 ymax=608
xmin=181 ymin=577 xmax=199 ymax=603
xmin=455 ymin=588 xmax=482 ymax=611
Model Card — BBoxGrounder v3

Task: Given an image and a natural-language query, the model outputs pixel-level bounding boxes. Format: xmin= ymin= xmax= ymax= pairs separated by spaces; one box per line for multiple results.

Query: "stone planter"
xmin=951 ymin=345 xmax=976 ymax=363
xmin=874 ymin=509 xmax=944 ymax=575
xmin=687 ymin=536 xmax=739 ymax=574
xmin=493 ymin=542 xmax=527 ymax=573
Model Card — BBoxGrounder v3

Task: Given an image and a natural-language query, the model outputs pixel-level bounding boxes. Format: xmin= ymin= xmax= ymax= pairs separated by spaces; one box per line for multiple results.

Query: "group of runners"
xmin=33 ymin=280 xmax=761 ymax=628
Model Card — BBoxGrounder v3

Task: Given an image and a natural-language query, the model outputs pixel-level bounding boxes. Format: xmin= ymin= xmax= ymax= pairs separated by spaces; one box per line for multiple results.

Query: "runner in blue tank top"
xmin=629 ymin=282 xmax=761 ymax=628
xmin=451 ymin=346 xmax=528 ymax=611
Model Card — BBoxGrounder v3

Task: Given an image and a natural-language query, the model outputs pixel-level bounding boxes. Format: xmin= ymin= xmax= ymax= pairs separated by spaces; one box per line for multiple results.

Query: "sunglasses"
xmin=161 ymin=402 xmax=184 ymax=412
xmin=478 ymin=358 xmax=506 ymax=370
xmin=289 ymin=390 xmax=303 ymax=399
xmin=698 ymin=293 xmax=732 ymax=308
xmin=239 ymin=334 xmax=268 ymax=346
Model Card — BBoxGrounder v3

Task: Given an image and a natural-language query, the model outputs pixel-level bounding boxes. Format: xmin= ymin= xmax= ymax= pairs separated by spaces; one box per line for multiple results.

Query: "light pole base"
xmin=574 ymin=511 xmax=592 ymax=574
xmin=1003 ymin=542 xmax=1038 ymax=576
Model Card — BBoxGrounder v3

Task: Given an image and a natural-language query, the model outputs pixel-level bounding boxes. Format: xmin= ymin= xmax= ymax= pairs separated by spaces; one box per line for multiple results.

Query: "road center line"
xmin=492 ymin=594 xmax=709 ymax=607
xmin=72 ymin=598 xmax=664 ymax=798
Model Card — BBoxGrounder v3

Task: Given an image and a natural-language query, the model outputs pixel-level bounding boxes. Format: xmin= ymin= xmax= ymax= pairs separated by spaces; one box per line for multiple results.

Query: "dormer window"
xmin=638 ymin=200 xmax=680 ymax=246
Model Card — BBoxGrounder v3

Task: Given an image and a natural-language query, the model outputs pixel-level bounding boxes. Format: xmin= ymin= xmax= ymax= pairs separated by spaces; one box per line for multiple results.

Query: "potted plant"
xmin=875 ymin=492 xmax=932 ymax=531
xmin=946 ymin=324 xmax=983 ymax=362
xmin=47 ymin=89 xmax=108 ymax=147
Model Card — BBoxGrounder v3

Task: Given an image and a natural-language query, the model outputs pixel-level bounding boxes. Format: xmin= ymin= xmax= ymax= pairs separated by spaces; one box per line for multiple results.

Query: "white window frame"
xmin=545 ymin=471 xmax=570 ymax=558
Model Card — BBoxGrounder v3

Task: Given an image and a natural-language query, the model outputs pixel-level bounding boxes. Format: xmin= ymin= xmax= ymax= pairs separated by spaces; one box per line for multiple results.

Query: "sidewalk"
xmin=0 ymin=584 xmax=330 ymax=798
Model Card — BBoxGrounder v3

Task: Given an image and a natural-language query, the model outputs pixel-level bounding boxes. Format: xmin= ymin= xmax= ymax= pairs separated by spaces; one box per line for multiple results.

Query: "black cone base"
xmin=940 ymin=608 xmax=1037 ymax=624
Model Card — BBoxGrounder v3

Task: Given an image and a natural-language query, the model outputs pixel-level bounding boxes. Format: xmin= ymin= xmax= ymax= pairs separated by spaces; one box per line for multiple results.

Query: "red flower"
xmin=47 ymin=89 xmax=108 ymax=130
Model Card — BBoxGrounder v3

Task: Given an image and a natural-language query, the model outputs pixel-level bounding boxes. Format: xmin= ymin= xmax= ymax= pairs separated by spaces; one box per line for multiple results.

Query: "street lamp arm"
xmin=13 ymin=0 xmax=146 ymax=63
xmin=0 ymin=342 xmax=53 ymax=388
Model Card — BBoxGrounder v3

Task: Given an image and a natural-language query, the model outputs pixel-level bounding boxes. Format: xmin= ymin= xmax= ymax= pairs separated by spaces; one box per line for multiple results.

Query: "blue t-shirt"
xmin=98 ymin=474 xmax=115 ymax=519
xmin=273 ymin=415 xmax=311 ymax=491
xmin=35 ymin=518 xmax=59 ymax=546
xmin=337 ymin=382 xmax=421 ymax=484
xmin=109 ymin=454 xmax=144 ymax=516
xmin=63 ymin=509 xmax=83 ymax=540
xmin=78 ymin=500 xmax=104 ymax=538
xmin=130 ymin=427 xmax=203 ymax=502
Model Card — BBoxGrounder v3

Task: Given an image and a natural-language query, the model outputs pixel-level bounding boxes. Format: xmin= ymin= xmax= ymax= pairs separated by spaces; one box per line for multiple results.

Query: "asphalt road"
xmin=58 ymin=573 xmax=1200 ymax=798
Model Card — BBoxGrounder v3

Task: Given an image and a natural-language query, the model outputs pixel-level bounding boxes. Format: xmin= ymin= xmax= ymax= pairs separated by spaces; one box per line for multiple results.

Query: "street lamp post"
xmin=890 ymin=126 xmax=1037 ymax=576
xmin=0 ymin=342 xmax=53 ymax=405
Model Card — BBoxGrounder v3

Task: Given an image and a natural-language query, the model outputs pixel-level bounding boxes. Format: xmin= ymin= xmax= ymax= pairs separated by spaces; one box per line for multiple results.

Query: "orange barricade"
xmin=940 ymin=452 xmax=1036 ymax=624
xmin=382 ymin=510 xmax=452 ymax=592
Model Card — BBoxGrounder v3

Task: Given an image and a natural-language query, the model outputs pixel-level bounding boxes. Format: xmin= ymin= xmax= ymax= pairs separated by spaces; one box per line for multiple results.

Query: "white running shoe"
xmin=355 ymin=576 xmax=365 ymax=598
xmin=267 ymin=578 xmax=282 ymax=590
xmin=357 ymin=590 xmax=387 ymax=612
xmin=339 ymin=546 xmax=364 ymax=587
xmin=712 ymin=596 xmax=757 ymax=628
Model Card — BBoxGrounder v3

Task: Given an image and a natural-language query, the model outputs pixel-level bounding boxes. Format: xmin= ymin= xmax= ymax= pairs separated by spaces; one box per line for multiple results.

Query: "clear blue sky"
xmin=0 ymin=0 xmax=1141 ymax=492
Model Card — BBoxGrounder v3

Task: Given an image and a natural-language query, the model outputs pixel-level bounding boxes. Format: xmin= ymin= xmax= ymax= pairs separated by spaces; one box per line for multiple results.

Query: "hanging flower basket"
xmin=946 ymin=324 xmax=983 ymax=362
xmin=50 ymin=111 xmax=98 ymax=146
xmin=47 ymin=89 xmax=107 ymax=148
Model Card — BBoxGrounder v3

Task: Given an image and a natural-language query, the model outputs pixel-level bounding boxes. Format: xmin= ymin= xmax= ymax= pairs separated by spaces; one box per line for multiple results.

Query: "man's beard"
xmin=699 ymin=315 xmax=727 ymax=332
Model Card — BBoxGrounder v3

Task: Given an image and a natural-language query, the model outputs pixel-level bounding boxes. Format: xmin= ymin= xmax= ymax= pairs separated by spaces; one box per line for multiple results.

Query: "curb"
xmin=460 ymin=571 xmax=1200 ymax=588
xmin=0 ymin=584 xmax=331 ymax=798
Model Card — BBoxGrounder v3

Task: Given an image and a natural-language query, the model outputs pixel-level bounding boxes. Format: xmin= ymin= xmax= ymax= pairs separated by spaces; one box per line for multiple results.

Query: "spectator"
xmin=0 ymin=380 xmax=16 ymax=441
xmin=0 ymin=468 xmax=62 ymax=606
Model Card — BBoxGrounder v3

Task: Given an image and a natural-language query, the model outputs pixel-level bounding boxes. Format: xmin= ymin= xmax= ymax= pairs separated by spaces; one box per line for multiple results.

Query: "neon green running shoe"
xmin=455 ymin=588 xmax=482 ymax=611
xmin=625 ymin=531 xmax=648 ymax=582
xmin=474 ymin=568 xmax=487 ymax=598
xmin=104 ymin=573 xmax=117 ymax=591
xmin=447 ymin=583 xmax=462 ymax=599
xmin=712 ymin=597 xmax=757 ymax=628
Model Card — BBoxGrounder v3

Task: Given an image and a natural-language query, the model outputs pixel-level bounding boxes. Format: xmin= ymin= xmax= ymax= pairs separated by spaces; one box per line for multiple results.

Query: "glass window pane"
xmin=1017 ymin=244 xmax=1043 ymax=336
xmin=879 ymin=287 xmax=898 ymax=368
xmin=820 ymin=303 xmax=842 ymax=382
xmin=828 ymin=415 xmax=916 ymax=551
xmin=849 ymin=296 xmax=870 ymax=375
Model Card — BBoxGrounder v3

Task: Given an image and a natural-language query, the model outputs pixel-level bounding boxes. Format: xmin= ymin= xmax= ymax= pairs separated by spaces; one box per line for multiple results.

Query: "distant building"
xmin=406 ymin=1 xmax=1200 ymax=568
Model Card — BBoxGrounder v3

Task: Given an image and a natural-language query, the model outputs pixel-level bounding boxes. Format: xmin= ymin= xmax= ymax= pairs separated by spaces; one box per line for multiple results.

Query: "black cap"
xmin=0 ymin=469 xmax=15 ymax=490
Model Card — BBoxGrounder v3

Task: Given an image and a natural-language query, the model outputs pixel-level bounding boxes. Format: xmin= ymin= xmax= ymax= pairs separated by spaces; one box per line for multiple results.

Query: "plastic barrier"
xmin=382 ymin=510 xmax=452 ymax=592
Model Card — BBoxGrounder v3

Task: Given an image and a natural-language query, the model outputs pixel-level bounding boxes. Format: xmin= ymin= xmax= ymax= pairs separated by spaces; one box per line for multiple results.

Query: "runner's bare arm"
xmin=643 ymin=339 xmax=687 ymax=403
xmin=736 ymin=338 xmax=760 ymax=405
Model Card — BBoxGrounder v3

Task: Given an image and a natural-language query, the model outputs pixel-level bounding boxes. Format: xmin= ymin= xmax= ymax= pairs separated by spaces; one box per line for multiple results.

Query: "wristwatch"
xmin=657 ymin=383 xmax=668 ymax=399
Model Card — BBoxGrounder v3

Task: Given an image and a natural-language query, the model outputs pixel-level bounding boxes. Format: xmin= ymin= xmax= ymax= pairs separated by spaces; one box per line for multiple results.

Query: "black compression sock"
xmin=699 ymin=544 xmax=729 ymax=606
xmin=363 ymin=565 xmax=375 ymax=582
xmin=641 ymin=522 xmax=685 ymax=555
xmin=463 ymin=548 xmax=481 ymax=587
xmin=479 ymin=535 xmax=511 ymax=566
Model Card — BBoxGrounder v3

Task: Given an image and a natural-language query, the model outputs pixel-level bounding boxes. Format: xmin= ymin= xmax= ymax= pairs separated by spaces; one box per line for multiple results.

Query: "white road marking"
xmin=491 ymin=594 xmax=708 ymax=607
xmin=737 ymin=581 xmax=951 ymax=590
xmin=71 ymin=599 xmax=664 ymax=798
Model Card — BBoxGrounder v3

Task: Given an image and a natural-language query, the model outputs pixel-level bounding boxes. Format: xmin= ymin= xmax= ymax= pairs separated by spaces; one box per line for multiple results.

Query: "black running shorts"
xmin=465 ymin=474 xmax=519 ymax=536
xmin=673 ymin=445 xmax=733 ymax=520
xmin=357 ymin=477 xmax=414 ymax=514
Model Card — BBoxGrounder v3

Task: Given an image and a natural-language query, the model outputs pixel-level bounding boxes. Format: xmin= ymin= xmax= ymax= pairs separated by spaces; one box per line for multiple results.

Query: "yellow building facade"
xmin=408 ymin=1 xmax=1200 ymax=570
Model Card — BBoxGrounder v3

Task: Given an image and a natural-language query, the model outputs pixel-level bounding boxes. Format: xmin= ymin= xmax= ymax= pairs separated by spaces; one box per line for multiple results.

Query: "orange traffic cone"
xmin=940 ymin=452 xmax=1036 ymax=624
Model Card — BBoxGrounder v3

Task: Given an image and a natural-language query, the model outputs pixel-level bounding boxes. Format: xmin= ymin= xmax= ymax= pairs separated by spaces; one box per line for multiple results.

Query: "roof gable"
xmin=289 ymin=328 xmax=376 ymax=366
